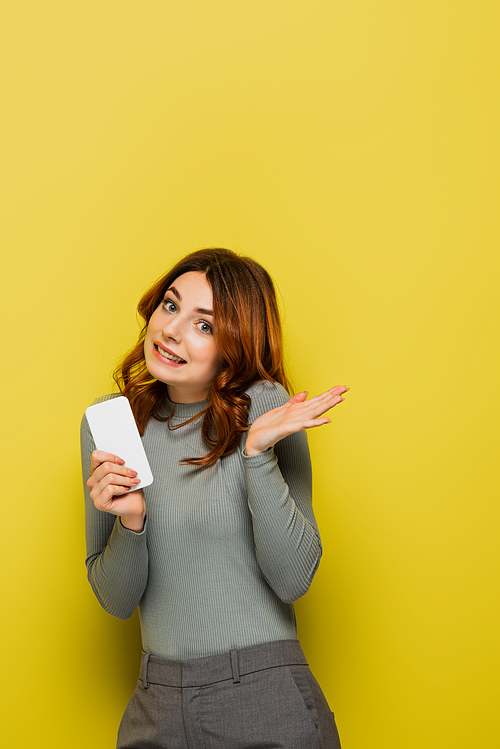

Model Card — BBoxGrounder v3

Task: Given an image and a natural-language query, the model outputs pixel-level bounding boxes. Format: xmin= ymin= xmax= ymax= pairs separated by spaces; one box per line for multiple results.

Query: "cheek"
xmin=144 ymin=325 xmax=156 ymax=354
xmin=144 ymin=318 xmax=155 ymax=344
xmin=201 ymin=342 xmax=221 ymax=374
xmin=147 ymin=310 xmax=162 ymax=333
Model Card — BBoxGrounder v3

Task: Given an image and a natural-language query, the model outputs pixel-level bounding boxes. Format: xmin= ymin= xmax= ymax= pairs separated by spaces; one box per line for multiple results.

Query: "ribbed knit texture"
xmin=81 ymin=381 xmax=322 ymax=660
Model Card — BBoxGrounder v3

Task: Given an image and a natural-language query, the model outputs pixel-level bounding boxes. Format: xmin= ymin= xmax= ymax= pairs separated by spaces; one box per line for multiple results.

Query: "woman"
xmin=81 ymin=247 xmax=348 ymax=748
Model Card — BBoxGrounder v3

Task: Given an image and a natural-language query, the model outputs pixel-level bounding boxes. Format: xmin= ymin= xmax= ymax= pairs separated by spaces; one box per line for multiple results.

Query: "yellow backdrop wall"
xmin=1 ymin=2 xmax=499 ymax=747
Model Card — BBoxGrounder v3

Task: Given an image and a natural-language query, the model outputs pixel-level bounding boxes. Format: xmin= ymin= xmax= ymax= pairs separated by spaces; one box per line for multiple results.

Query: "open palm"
xmin=245 ymin=385 xmax=349 ymax=455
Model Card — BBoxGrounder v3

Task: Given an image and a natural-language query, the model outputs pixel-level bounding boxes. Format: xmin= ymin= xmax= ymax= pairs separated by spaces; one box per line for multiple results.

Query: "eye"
xmin=197 ymin=321 xmax=213 ymax=335
xmin=162 ymin=298 xmax=177 ymax=313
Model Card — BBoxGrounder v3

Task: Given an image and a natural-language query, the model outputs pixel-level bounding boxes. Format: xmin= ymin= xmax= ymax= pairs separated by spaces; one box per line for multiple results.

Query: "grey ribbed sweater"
xmin=81 ymin=380 xmax=322 ymax=660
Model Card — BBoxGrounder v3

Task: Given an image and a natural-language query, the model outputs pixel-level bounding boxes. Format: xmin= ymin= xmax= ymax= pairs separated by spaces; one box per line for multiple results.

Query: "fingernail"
xmin=116 ymin=457 xmax=125 ymax=464
xmin=128 ymin=469 xmax=138 ymax=477
xmin=131 ymin=478 xmax=140 ymax=485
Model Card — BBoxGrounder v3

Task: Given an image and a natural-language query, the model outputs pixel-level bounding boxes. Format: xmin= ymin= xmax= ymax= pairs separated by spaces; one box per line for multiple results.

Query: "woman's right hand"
xmin=87 ymin=450 xmax=146 ymax=533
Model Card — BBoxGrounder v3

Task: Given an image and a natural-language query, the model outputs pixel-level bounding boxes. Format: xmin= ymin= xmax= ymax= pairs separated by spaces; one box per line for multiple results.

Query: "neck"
xmin=167 ymin=385 xmax=210 ymax=405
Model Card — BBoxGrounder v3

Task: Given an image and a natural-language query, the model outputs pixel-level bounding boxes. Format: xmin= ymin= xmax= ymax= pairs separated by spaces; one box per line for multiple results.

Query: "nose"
xmin=161 ymin=316 xmax=182 ymax=342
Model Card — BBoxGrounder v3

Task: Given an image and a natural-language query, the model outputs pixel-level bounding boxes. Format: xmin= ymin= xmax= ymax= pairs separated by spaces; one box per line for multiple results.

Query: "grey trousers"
xmin=116 ymin=639 xmax=342 ymax=749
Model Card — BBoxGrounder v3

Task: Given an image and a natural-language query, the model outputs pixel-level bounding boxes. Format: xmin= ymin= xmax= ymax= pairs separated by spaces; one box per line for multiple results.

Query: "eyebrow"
xmin=166 ymin=286 xmax=214 ymax=316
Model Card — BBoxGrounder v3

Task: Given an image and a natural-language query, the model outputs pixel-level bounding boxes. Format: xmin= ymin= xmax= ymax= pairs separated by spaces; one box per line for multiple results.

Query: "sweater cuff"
xmin=117 ymin=514 xmax=148 ymax=538
xmin=241 ymin=446 xmax=275 ymax=466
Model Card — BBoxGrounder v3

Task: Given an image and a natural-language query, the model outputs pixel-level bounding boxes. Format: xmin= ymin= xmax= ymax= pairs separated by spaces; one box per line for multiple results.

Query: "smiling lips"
xmin=154 ymin=343 xmax=187 ymax=366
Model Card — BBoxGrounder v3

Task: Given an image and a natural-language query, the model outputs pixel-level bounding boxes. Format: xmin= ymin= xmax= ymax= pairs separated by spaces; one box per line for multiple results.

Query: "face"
xmin=144 ymin=271 xmax=220 ymax=403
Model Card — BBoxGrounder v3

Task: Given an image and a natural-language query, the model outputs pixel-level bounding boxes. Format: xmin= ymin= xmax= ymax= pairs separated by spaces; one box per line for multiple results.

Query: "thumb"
xmin=287 ymin=391 xmax=308 ymax=404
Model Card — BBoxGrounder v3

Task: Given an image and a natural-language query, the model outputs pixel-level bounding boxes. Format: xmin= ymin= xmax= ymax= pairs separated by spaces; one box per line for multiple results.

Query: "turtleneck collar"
xmin=164 ymin=394 xmax=209 ymax=421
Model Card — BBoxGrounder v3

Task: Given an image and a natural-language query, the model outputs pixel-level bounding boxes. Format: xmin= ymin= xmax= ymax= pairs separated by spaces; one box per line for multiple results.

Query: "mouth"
xmin=154 ymin=344 xmax=187 ymax=366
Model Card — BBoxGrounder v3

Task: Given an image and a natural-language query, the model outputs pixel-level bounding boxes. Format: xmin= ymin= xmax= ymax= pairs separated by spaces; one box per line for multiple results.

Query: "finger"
xmin=312 ymin=394 xmax=345 ymax=415
xmin=293 ymin=392 xmax=345 ymax=415
xmin=300 ymin=389 xmax=342 ymax=407
xmin=286 ymin=397 xmax=344 ymax=426
xmin=296 ymin=386 xmax=349 ymax=406
xmin=323 ymin=386 xmax=349 ymax=399
xmin=99 ymin=486 xmax=145 ymax=515
xmin=90 ymin=472 xmax=141 ymax=502
xmin=89 ymin=460 xmax=138 ymax=487
xmin=287 ymin=391 xmax=308 ymax=404
xmin=302 ymin=417 xmax=332 ymax=429
xmin=316 ymin=385 xmax=350 ymax=399
xmin=92 ymin=481 xmax=134 ymax=512
xmin=87 ymin=463 xmax=137 ymax=489
xmin=99 ymin=471 xmax=140 ymax=491
xmin=90 ymin=450 xmax=125 ymax=473
xmin=87 ymin=469 xmax=140 ymax=498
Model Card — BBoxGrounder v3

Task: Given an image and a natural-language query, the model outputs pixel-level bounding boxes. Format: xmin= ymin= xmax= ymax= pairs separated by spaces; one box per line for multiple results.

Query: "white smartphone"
xmin=85 ymin=396 xmax=154 ymax=490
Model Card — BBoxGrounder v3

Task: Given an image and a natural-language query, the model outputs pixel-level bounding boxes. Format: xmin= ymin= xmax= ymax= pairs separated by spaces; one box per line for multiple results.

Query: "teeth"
xmin=157 ymin=345 xmax=185 ymax=363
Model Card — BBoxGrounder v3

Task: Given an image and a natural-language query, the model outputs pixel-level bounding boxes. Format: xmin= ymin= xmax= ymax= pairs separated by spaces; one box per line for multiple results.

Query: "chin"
xmin=145 ymin=357 xmax=172 ymax=386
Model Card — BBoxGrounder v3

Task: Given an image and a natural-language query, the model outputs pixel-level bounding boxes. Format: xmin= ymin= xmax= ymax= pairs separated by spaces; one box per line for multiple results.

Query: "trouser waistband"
xmin=140 ymin=639 xmax=308 ymax=689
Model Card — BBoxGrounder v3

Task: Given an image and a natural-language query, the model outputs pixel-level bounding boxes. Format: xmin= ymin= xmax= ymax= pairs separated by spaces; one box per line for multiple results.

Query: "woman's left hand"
xmin=245 ymin=385 xmax=350 ymax=456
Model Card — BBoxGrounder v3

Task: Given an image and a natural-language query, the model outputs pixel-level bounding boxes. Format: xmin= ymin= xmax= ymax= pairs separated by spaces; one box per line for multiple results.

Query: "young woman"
xmin=81 ymin=247 xmax=348 ymax=749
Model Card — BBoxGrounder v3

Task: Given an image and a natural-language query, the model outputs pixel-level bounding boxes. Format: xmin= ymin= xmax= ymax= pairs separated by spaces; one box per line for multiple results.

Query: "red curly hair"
xmin=113 ymin=248 xmax=291 ymax=467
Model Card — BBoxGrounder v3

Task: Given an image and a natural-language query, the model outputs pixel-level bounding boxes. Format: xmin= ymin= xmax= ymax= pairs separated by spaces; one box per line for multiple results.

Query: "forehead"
xmin=168 ymin=271 xmax=212 ymax=305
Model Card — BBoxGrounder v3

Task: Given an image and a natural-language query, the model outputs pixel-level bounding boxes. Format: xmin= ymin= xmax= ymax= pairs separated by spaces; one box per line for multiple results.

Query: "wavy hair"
xmin=113 ymin=248 xmax=290 ymax=467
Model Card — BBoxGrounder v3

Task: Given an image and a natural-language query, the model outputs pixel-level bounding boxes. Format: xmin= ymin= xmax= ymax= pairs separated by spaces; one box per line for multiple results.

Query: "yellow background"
xmin=1 ymin=2 xmax=499 ymax=747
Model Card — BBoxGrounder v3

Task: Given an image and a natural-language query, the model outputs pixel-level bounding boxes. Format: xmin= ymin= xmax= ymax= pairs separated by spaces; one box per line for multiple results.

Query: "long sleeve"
xmin=242 ymin=382 xmax=322 ymax=603
xmin=79 ymin=385 xmax=324 ymax=658
xmin=80 ymin=396 xmax=149 ymax=619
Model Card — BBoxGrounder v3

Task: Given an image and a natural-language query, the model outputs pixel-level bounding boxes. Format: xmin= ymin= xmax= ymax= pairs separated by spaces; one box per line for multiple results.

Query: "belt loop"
xmin=230 ymin=649 xmax=240 ymax=684
xmin=143 ymin=652 xmax=151 ymax=689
